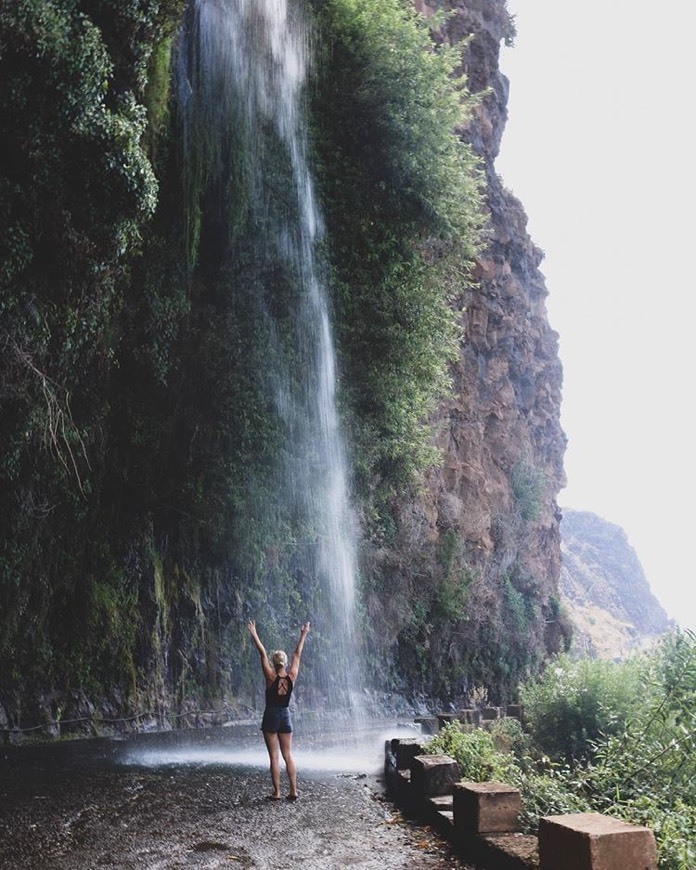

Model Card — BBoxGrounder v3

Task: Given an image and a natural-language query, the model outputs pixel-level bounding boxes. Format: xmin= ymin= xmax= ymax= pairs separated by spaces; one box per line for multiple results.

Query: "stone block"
xmin=480 ymin=706 xmax=500 ymax=720
xmin=393 ymin=737 xmax=426 ymax=771
xmin=410 ymin=754 xmax=460 ymax=797
xmin=396 ymin=769 xmax=411 ymax=796
xmin=457 ymin=708 xmax=481 ymax=727
xmin=453 ymin=781 xmax=522 ymax=834
xmin=437 ymin=712 xmax=460 ymax=728
xmin=505 ymin=704 xmax=523 ymax=719
xmin=429 ymin=795 xmax=453 ymax=811
xmin=414 ymin=716 xmax=439 ymax=735
xmin=427 ymin=795 xmax=455 ymax=831
xmin=539 ymin=813 xmax=658 ymax=870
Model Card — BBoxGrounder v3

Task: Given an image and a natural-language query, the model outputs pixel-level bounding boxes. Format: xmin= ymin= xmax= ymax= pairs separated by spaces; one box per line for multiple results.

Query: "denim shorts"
xmin=261 ymin=706 xmax=292 ymax=734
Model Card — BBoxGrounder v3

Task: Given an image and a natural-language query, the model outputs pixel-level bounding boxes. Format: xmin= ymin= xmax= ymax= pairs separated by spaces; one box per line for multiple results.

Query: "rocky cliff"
xmin=560 ymin=509 xmax=671 ymax=659
xmin=365 ymin=0 xmax=568 ymax=701
xmin=0 ymin=0 xmax=568 ymax=734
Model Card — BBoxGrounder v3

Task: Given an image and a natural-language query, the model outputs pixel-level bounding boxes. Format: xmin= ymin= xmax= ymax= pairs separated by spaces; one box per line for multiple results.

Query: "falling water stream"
xmin=175 ymin=0 xmax=364 ymax=716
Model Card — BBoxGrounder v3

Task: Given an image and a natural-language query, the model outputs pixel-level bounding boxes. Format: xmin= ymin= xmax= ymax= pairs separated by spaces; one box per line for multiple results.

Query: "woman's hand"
xmin=247 ymin=618 xmax=258 ymax=636
xmin=288 ymin=621 xmax=310 ymax=680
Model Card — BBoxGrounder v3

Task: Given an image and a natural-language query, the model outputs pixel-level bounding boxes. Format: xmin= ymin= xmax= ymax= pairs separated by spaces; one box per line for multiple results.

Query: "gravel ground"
xmin=0 ymin=724 xmax=475 ymax=869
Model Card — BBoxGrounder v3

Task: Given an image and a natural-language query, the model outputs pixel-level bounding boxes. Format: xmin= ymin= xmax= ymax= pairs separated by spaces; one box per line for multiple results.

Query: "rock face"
xmin=435 ymin=0 xmax=565 ymax=574
xmin=371 ymin=0 xmax=568 ymax=698
xmin=0 ymin=0 xmax=567 ymax=728
xmin=560 ymin=509 xmax=672 ymax=659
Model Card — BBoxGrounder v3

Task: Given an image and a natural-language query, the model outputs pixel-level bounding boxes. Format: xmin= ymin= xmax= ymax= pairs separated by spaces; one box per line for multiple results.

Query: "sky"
xmin=494 ymin=0 xmax=696 ymax=630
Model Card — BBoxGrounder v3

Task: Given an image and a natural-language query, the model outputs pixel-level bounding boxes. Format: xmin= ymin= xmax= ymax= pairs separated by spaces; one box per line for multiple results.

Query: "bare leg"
xmin=279 ymin=731 xmax=298 ymax=798
xmin=262 ymin=731 xmax=281 ymax=798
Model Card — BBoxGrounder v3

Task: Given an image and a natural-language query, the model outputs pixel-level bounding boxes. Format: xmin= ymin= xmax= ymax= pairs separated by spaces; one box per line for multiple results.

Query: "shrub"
xmin=510 ymin=459 xmax=545 ymax=522
xmin=519 ymin=653 xmax=644 ymax=764
xmin=582 ymin=631 xmax=696 ymax=868
xmin=605 ymin=797 xmax=696 ymax=870
xmin=517 ymin=631 xmax=696 ymax=867
xmin=509 ymin=767 xmax=592 ymax=832
xmin=425 ymin=634 xmax=696 ymax=867
xmin=426 ymin=721 xmax=513 ymax=782
xmin=489 ymin=715 xmax=532 ymax=761
xmin=422 ymin=634 xmax=696 ymax=867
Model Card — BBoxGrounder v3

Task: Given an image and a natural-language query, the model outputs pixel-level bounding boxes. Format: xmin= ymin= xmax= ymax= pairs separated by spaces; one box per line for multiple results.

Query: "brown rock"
xmin=392 ymin=737 xmax=426 ymax=771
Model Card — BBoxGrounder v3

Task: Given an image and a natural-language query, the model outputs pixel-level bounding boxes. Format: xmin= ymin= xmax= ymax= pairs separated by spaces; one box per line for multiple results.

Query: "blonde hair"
xmin=271 ymin=650 xmax=288 ymax=671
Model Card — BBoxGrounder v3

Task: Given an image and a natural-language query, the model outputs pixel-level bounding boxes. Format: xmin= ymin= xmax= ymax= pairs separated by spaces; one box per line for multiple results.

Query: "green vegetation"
xmin=311 ymin=0 xmax=484 ymax=498
xmin=309 ymin=0 xmax=543 ymax=705
xmin=519 ymin=651 xmax=644 ymax=763
xmin=428 ymin=719 xmax=513 ymax=782
xmin=0 ymin=0 xmax=185 ymax=712
xmin=426 ymin=631 xmax=696 ymax=869
xmin=0 ymin=0 xmax=489 ymax=719
xmin=510 ymin=458 xmax=545 ymax=522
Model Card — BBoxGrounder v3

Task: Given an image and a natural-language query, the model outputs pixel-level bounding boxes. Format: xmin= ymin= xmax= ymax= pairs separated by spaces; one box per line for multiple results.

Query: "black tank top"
xmin=265 ymin=675 xmax=293 ymax=708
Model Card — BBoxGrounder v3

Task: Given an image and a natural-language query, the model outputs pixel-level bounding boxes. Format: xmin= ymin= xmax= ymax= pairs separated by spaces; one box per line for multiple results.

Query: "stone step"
xmin=426 ymin=797 xmax=456 ymax=837
xmin=477 ymin=833 xmax=540 ymax=869
xmin=428 ymin=795 xmax=454 ymax=810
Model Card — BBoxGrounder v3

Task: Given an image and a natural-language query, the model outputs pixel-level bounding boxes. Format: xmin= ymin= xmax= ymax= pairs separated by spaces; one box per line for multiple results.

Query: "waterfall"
xmin=174 ymin=0 xmax=365 ymax=718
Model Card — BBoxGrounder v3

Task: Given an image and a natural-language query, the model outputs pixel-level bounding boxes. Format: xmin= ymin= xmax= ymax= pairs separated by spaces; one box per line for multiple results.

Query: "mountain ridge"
xmin=560 ymin=508 xmax=672 ymax=659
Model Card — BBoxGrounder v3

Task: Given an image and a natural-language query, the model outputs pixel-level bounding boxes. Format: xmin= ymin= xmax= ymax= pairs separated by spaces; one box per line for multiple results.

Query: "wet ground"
xmin=0 ymin=720 xmax=474 ymax=869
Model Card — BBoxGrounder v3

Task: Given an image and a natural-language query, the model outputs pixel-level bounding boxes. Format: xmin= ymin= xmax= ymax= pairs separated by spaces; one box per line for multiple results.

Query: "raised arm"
xmin=247 ymin=619 xmax=275 ymax=683
xmin=287 ymin=622 xmax=310 ymax=681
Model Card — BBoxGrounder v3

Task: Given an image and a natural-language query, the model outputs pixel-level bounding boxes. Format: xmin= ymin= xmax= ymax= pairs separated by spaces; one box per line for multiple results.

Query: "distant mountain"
xmin=560 ymin=509 xmax=672 ymax=659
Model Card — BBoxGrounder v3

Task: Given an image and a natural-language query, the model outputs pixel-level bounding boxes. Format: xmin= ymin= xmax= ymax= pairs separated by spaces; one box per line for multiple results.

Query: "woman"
xmin=247 ymin=618 xmax=310 ymax=800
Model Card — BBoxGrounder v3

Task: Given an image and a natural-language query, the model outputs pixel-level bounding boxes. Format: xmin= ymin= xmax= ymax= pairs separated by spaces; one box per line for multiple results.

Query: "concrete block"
xmin=426 ymin=794 xmax=454 ymax=835
xmin=458 ymin=708 xmax=481 ymax=726
xmin=393 ymin=737 xmax=426 ymax=771
xmin=427 ymin=796 xmax=455 ymax=834
xmin=437 ymin=712 xmax=460 ymax=729
xmin=480 ymin=706 xmax=500 ymax=720
xmin=453 ymin=781 xmax=522 ymax=834
xmin=396 ymin=769 xmax=411 ymax=794
xmin=429 ymin=794 xmax=453 ymax=811
xmin=414 ymin=716 xmax=439 ymax=735
xmin=505 ymin=704 xmax=523 ymax=719
xmin=410 ymin=754 xmax=460 ymax=797
xmin=539 ymin=813 xmax=658 ymax=870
